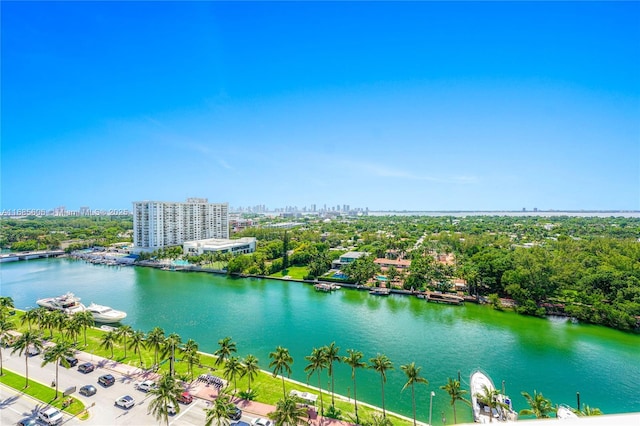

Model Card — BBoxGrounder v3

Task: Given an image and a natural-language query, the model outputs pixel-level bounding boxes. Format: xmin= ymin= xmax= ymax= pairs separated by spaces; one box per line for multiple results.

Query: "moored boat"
xmin=37 ymin=293 xmax=86 ymax=315
xmin=314 ymin=283 xmax=341 ymax=292
xmin=86 ymin=302 xmax=127 ymax=323
xmin=425 ymin=291 xmax=464 ymax=305
xmin=470 ymin=369 xmax=518 ymax=423
xmin=369 ymin=287 xmax=390 ymax=296
xmin=557 ymin=404 xmax=579 ymax=419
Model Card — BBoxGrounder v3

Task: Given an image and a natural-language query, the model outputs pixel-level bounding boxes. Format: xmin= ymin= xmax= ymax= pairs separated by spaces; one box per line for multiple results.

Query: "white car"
xmin=115 ymin=395 xmax=135 ymax=409
xmin=136 ymin=380 xmax=157 ymax=392
xmin=251 ymin=418 xmax=273 ymax=426
xmin=38 ymin=407 xmax=63 ymax=425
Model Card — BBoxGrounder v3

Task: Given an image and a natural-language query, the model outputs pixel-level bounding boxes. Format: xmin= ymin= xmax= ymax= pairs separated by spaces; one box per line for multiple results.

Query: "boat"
xmin=86 ymin=302 xmax=127 ymax=323
xmin=369 ymin=287 xmax=390 ymax=296
xmin=314 ymin=283 xmax=341 ymax=292
xmin=470 ymin=369 xmax=518 ymax=423
xmin=556 ymin=404 xmax=579 ymax=419
xmin=424 ymin=291 xmax=464 ymax=305
xmin=37 ymin=293 xmax=86 ymax=315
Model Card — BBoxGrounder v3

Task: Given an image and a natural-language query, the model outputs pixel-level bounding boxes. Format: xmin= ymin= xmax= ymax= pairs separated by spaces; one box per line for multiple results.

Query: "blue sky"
xmin=2 ymin=1 xmax=639 ymax=212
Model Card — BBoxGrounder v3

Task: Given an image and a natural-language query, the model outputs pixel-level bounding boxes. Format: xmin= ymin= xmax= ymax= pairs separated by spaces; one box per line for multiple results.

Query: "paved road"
xmin=0 ymin=347 xmax=260 ymax=425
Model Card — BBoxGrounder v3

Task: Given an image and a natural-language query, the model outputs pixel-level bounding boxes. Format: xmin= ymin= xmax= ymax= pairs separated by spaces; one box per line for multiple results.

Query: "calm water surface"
xmin=1 ymin=258 xmax=639 ymax=422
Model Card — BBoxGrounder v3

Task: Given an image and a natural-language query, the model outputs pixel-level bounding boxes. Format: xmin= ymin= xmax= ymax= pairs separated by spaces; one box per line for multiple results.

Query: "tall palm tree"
xmin=41 ymin=339 xmax=75 ymax=398
xmin=343 ymin=349 xmax=366 ymax=423
xmin=21 ymin=308 xmax=41 ymax=331
xmin=241 ymin=354 xmax=260 ymax=393
xmin=268 ymin=395 xmax=308 ymax=426
xmin=146 ymin=327 xmax=165 ymax=367
xmin=214 ymin=336 xmax=237 ymax=366
xmin=100 ymin=330 xmax=117 ymax=359
xmin=304 ymin=347 xmax=327 ymax=415
xmin=323 ymin=342 xmax=340 ymax=407
xmin=181 ymin=339 xmax=200 ymax=380
xmin=129 ymin=329 xmax=146 ymax=366
xmin=64 ymin=316 xmax=82 ymax=344
xmin=162 ymin=332 xmax=182 ymax=376
xmin=11 ymin=330 xmax=44 ymax=387
xmin=204 ymin=387 xmax=235 ymax=426
xmin=0 ymin=316 xmax=16 ymax=375
xmin=74 ymin=311 xmax=94 ymax=346
xmin=269 ymin=346 xmax=293 ymax=398
xmin=223 ymin=356 xmax=243 ymax=393
xmin=440 ymin=377 xmax=471 ymax=424
xmin=0 ymin=297 xmax=14 ymax=320
xmin=369 ymin=353 xmax=393 ymax=418
xmin=148 ymin=373 xmax=184 ymax=426
xmin=400 ymin=362 xmax=429 ymax=426
xmin=116 ymin=325 xmax=133 ymax=359
xmin=520 ymin=390 xmax=555 ymax=419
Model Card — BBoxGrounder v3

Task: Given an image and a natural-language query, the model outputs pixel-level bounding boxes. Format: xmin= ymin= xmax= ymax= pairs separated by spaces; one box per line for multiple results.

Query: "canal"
xmin=1 ymin=258 xmax=639 ymax=423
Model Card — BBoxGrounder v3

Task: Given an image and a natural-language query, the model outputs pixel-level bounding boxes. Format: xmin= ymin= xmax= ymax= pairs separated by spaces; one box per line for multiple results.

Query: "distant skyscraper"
xmin=133 ymin=198 xmax=228 ymax=250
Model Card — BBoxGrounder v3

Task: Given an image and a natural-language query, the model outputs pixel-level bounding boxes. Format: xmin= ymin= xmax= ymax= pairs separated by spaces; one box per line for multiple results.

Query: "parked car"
xmin=17 ymin=417 xmax=37 ymax=426
xmin=98 ymin=374 xmax=115 ymax=387
xmin=27 ymin=345 xmax=40 ymax=357
xmin=37 ymin=407 xmax=63 ymax=425
xmin=228 ymin=405 xmax=242 ymax=420
xmin=251 ymin=418 xmax=273 ymax=426
xmin=167 ymin=402 xmax=177 ymax=415
xmin=136 ymin=380 xmax=156 ymax=392
xmin=177 ymin=391 xmax=193 ymax=404
xmin=61 ymin=356 xmax=78 ymax=367
xmin=231 ymin=422 xmax=250 ymax=426
xmin=79 ymin=385 xmax=97 ymax=396
xmin=77 ymin=362 xmax=95 ymax=373
xmin=115 ymin=395 xmax=135 ymax=409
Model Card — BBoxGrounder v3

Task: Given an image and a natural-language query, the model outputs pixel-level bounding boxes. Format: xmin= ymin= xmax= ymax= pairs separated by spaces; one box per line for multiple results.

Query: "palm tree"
xmin=21 ymin=308 xmax=41 ymax=331
xmin=520 ymin=390 xmax=555 ymax=419
xmin=41 ymin=339 xmax=75 ymax=398
xmin=440 ymin=377 xmax=471 ymax=424
xmin=181 ymin=339 xmax=200 ymax=380
xmin=304 ymin=347 xmax=327 ymax=415
xmin=366 ymin=413 xmax=393 ymax=426
xmin=215 ymin=336 xmax=237 ymax=366
xmin=579 ymin=404 xmax=603 ymax=416
xmin=146 ymin=327 xmax=165 ymax=367
xmin=11 ymin=330 xmax=44 ymax=387
xmin=268 ymin=395 xmax=308 ymax=426
xmin=74 ymin=311 xmax=94 ymax=346
xmin=148 ymin=373 xmax=184 ymax=426
xmin=129 ymin=330 xmax=146 ymax=366
xmin=116 ymin=325 xmax=133 ymax=358
xmin=369 ymin=354 xmax=393 ymax=417
xmin=0 ymin=316 xmax=16 ymax=375
xmin=269 ymin=346 xmax=293 ymax=398
xmin=343 ymin=349 xmax=366 ymax=423
xmin=323 ymin=342 xmax=340 ymax=407
xmin=223 ymin=356 xmax=243 ymax=393
xmin=162 ymin=332 xmax=182 ymax=376
xmin=241 ymin=354 xmax=260 ymax=393
xmin=400 ymin=362 xmax=429 ymax=426
xmin=475 ymin=385 xmax=508 ymax=423
xmin=100 ymin=330 xmax=117 ymax=359
xmin=0 ymin=296 xmax=14 ymax=320
xmin=64 ymin=316 xmax=82 ymax=344
xmin=204 ymin=387 xmax=235 ymax=426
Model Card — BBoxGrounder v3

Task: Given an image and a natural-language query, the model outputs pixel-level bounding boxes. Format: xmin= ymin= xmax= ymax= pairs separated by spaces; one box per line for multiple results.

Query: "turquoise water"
xmin=1 ymin=258 xmax=639 ymax=422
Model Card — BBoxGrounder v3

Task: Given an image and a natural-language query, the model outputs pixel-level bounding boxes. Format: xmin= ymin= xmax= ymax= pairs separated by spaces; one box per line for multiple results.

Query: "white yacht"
xmin=86 ymin=302 xmax=127 ymax=323
xmin=37 ymin=293 xmax=86 ymax=314
xmin=470 ymin=369 xmax=518 ymax=423
xmin=557 ymin=404 xmax=579 ymax=419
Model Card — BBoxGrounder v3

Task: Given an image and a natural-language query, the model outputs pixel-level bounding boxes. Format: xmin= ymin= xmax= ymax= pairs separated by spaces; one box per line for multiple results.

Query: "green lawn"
xmin=269 ymin=266 xmax=309 ymax=280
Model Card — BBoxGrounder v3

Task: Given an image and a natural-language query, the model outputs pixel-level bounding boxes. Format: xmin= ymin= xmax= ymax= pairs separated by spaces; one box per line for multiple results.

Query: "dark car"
xmin=228 ymin=405 xmax=242 ymax=421
xmin=98 ymin=374 xmax=115 ymax=387
xmin=231 ymin=422 xmax=250 ymax=426
xmin=78 ymin=362 xmax=95 ymax=373
xmin=79 ymin=385 xmax=97 ymax=396
xmin=61 ymin=356 xmax=78 ymax=367
xmin=17 ymin=417 xmax=38 ymax=426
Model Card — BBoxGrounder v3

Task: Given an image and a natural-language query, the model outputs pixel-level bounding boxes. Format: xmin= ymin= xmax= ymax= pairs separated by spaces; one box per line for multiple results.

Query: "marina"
xmin=1 ymin=258 xmax=639 ymax=423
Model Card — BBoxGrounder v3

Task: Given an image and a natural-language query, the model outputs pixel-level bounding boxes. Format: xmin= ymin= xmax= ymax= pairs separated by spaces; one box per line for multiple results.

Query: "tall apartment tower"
xmin=133 ymin=198 xmax=229 ymax=250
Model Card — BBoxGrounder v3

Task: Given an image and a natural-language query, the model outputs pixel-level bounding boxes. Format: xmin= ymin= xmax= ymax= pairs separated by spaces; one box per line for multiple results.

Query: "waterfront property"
xmin=132 ymin=198 xmax=229 ymax=251
xmin=331 ymin=251 xmax=368 ymax=269
xmin=183 ymin=237 xmax=257 ymax=256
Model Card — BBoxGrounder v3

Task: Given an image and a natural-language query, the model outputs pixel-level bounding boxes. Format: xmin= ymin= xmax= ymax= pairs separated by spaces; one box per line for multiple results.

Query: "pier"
xmin=0 ymin=250 xmax=65 ymax=263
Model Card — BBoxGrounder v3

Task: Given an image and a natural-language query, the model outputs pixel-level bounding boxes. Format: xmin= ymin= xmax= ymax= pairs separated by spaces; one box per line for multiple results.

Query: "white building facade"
xmin=133 ymin=198 xmax=229 ymax=250
xmin=183 ymin=237 xmax=257 ymax=256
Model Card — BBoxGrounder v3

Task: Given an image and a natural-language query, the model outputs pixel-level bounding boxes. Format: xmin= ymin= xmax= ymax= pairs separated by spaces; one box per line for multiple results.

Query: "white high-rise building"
xmin=133 ymin=198 xmax=229 ymax=250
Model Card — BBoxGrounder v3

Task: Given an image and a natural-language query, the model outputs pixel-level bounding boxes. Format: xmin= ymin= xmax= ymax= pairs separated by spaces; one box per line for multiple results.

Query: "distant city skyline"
xmin=2 ymin=2 xmax=639 ymax=211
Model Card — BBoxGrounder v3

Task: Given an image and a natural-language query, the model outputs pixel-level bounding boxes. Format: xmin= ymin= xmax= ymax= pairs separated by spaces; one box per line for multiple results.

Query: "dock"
xmin=419 ymin=291 xmax=464 ymax=305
